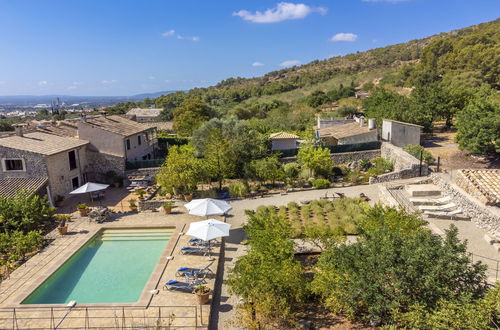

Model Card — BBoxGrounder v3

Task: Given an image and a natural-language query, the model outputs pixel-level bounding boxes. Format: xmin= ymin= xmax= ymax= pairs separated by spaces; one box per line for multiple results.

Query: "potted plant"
xmin=76 ymin=203 xmax=89 ymax=216
xmin=129 ymin=199 xmax=138 ymax=212
xmin=54 ymin=195 xmax=65 ymax=207
xmin=194 ymin=284 xmax=210 ymax=305
xmin=56 ymin=215 xmax=70 ymax=235
xmin=163 ymin=201 xmax=174 ymax=214
xmin=136 ymin=189 xmax=146 ymax=200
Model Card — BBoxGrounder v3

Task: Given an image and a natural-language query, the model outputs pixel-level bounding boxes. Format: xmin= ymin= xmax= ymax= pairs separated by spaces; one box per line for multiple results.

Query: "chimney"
xmin=359 ymin=117 xmax=365 ymax=127
xmin=13 ymin=124 xmax=24 ymax=137
xmin=368 ymin=119 xmax=376 ymax=130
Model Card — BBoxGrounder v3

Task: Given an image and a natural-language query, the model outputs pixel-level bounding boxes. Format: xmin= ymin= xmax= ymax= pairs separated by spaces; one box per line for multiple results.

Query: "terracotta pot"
xmin=58 ymin=226 xmax=68 ymax=235
xmin=164 ymin=206 xmax=172 ymax=214
xmin=184 ymin=194 xmax=193 ymax=202
xmin=195 ymin=292 xmax=210 ymax=305
xmin=78 ymin=208 xmax=88 ymax=217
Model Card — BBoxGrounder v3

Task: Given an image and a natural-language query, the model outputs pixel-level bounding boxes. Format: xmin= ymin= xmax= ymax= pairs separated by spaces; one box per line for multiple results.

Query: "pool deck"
xmin=0 ymin=209 xmax=219 ymax=329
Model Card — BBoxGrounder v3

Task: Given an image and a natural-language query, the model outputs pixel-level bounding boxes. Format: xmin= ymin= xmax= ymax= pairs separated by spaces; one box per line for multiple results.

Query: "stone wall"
xmin=0 ymin=147 xmax=47 ymax=180
xmin=369 ymin=142 xmax=428 ymax=184
xmin=431 ymin=173 xmax=500 ymax=239
xmin=138 ymin=199 xmax=167 ymax=211
xmin=87 ymin=149 xmax=126 ymax=179
xmin=281 ymin=149 xmax=381 ymax=164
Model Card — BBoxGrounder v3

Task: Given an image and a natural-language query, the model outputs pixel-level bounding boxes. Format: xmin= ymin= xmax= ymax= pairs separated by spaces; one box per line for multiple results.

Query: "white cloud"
xmin=233 ymin=2 xmax=327 ymax=23
xmin=38 ymin=80 xmax=48 ymax=86
xmin=162 ymin=29 xmax=176 ymax=37
xmin=148 ymin=76 xmax=156 ymax=80
xmin=330 ymin=33 xmax=358 ymax=42
xmin=252 ymin=61 xmax=265 ymax=67
xmin=280 ymin=60 xmax=300 ymax=67
xmin=101 ymin=79 xmax=117 ymax=85
xmin=163 ymin=29 xmax=200 ymax=41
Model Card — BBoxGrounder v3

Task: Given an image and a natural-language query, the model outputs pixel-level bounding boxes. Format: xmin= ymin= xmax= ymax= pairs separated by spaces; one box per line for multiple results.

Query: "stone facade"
xmin=0 ymin=147 xmax=47 ymax=180
xmin=431 ymin=173 xmax=500 ymax=239
xmin=86 ymin=149 xmax=126 ymax=179
xmin=369 ymin=142 xmax=428 ymax=184
xmin=0 ymin=145 xmax=89 ymax=199
xmin=138 ymin=199 xmax=168 ymax=211
xmin=280 ymin=149 xmax=381 ymax=165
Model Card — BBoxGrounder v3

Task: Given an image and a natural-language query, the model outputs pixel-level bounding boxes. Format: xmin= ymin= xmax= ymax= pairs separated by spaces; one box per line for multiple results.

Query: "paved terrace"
xmin=0 ymin=210 xmax=220 ymax=329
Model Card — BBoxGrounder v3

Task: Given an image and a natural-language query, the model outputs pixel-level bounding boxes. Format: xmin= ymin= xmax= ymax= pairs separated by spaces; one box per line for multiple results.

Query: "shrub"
xmin=312 ymin=179 xmax=330 ymax=189
xmin=404 ymin=144 xmax=435 ymax=164
xmin=228 ymin=181 xmax=249 ymax=198
xmin=312 ymin=225 xmax=488 ymax=324
xmin=76 ymin=203 xmax=87 ymax=210
xmin=366 ymin=157 xmax=394 ymax=176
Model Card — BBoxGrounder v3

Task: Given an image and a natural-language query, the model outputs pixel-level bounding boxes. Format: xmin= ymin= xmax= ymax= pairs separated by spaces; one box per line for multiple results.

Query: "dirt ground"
xmin=422 ymin=122 xmax=499 ymax=170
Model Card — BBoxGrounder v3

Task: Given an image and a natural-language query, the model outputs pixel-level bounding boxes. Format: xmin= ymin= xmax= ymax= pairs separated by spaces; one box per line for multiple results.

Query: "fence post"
xmin=497 ymin=260 xmax=499 ymax=281
xmin=12 ymin=308 xmax=17 ymax=330
xmin=437 ymin=156 xmax=440 ymax=172
xmin=419 ymin=151 xmax=423 ymax=176
xmin=122 ymin=307 xmax=125 ymax=329
xmin=50 ymin=307 xmax=54 ymax=329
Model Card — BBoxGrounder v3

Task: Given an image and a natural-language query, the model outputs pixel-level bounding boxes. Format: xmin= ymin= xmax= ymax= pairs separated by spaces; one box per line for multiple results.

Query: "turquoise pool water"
xmin=22 ymin=228 xmax=173 ymax=304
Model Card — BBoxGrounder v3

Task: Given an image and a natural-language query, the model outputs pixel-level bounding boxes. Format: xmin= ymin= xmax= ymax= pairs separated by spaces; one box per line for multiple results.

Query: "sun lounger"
xmin=418 ymin=202 xmax=456 ymax=212
xmin=424 ymin=209 xmax=469 ymax=220
xmin=176 ymin=261 xmax=215 ymax=279
xmin=410 ymin=196 xmax=452 ymax=206
xmin=180 ymin=246 xmax=211 ymax=255
xmin=164 ymin=278 xmax=206 ymax=292
xmin=188 ymin=238 xmax=217 ymax=247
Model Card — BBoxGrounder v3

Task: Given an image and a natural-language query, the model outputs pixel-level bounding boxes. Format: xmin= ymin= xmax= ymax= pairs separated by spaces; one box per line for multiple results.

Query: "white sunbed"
xmin=409 ymin=195 xmax=452 ymax=206
xmin=424 ymin=209 xmax=469 ymax=220
xmin=419 ymin=202 xmax=457 ymax=212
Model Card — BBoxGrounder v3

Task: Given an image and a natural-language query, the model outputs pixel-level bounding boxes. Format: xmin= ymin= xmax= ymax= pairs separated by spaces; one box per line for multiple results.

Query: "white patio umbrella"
xmin=70 ymin=182 xmax=109 ymax=202
xmin=185 ymin=219 xmax=231 ymax=241
xmin=184 ymin=198 xmax=232 ymax=217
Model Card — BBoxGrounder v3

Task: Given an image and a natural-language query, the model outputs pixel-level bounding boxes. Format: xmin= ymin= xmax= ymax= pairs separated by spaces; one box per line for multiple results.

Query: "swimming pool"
xmin=22 ymin=228 xmax=174 ymax=304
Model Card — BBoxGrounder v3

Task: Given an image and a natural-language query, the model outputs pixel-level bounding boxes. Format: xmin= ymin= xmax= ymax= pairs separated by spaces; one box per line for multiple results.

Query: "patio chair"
xmin=359 ymin=193 xmax=370 ymax=202
xmin=164 ymin=276 xmax=206 ymax=292
xmin=424 ymin=209 xmax=469 ymax=221
xmin=419 ymin=202 xmax=456 ymax=212
xmin=409 ymin=196 xmax=452 ymax=206
xmin=188 ymin=238 xmax=218 ymax=247
xmin=176 ymin=261 xmax=215 ymax=279
xmin=180 ymin=245 xmax=211 ymax=256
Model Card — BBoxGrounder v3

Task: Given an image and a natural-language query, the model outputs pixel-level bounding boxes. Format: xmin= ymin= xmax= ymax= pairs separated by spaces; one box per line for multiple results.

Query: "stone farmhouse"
xmin=0 ymin=115 xmax=158 ymax=202
xmin=125 ymin=108 xmax=163 ymax=123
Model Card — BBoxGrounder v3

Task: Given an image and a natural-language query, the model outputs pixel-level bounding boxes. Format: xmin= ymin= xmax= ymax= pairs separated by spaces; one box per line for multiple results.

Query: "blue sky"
xmin=0 ymin=0 xmax=498 ymax=96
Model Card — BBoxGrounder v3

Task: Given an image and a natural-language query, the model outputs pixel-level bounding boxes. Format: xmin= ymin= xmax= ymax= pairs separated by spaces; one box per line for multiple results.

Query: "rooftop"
xmin=126 ymin=108 xmax=163 ymax=117
xmin=383 ymin=119 xmax=424 ymax=128
xmin=0 ymin=177 xmax=48 ymax=198
xmin=0 ymin=131 xmax=89 ymax=155
xmin=269 ymin=132 xmax=299 ymax=140
xmin=81 ymin=115 xmax=153 ymax=136
xmin=35 ymin=121 xmax=78 ymax=138
xmin=317 ymin=122 xmax=373 ymax=139
xmin=458 ymin=169 xmax=500 ymax=205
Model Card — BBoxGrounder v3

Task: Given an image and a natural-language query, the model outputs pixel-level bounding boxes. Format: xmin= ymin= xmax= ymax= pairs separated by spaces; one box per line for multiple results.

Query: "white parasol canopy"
xmin=70 ymin=182 xmax=109 ymax=194
xmin=184 ymin=198 xmax=232 ymax=217
xmin=185 ymin=219 xmax=231 ymax=241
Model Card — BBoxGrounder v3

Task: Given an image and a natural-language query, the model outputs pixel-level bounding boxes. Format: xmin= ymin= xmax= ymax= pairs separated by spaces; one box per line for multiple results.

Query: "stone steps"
xmin=405 ymin=184 xmax=442 ymax=197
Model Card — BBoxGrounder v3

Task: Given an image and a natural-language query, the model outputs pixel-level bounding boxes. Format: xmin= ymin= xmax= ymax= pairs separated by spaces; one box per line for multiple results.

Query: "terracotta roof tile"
xmin=0 ymin=177 xmax=48 ymax=198
xmin=318 ymin=122 xmax=372 ymax=139
xmin=82 ymin=115 xmax=152 ymax=136
xmin=0 ymin=132 xmax=89 ymax=155
xmin=269 ymin=132 xmax=300 ymax=139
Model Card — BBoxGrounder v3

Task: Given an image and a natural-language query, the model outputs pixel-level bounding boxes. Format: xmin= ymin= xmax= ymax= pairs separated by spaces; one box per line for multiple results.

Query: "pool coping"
xmin=8 ymin=224 xmax=183 ymax=309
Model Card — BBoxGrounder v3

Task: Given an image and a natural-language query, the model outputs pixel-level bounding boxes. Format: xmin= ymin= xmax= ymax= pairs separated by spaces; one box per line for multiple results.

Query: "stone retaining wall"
xmin=138 ymin=199 xmax=167 ymax=211
xmin=281 ymin=149 xmax=381 ymax=164
xmin=370 ymin=142 xmax=428 ymax=184
xmin=431 ymin=173 xmax=500 ymax=239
